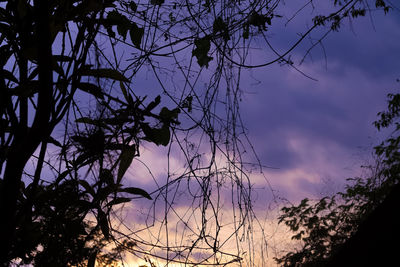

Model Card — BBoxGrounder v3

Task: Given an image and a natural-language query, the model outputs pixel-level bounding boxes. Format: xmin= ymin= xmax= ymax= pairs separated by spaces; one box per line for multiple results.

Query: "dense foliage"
xmin=275 ymin=88 xmax=400 ymax=266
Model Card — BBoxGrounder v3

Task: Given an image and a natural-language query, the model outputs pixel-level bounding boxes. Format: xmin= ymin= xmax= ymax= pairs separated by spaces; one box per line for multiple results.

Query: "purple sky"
xmin=101 ymin=5 xmax=400 ymax=265
xmin=122 ymin=2 xmax=400 ymax=224
xmin=5 ymin=2 xmax=399 ymax=266
xmin=236 ymin=10 xmax=400 ymax=201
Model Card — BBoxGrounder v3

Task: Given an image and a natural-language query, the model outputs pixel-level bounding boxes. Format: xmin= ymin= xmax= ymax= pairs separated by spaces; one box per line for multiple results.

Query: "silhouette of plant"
xmin=276 ymin=87 xmax=400 ymax=267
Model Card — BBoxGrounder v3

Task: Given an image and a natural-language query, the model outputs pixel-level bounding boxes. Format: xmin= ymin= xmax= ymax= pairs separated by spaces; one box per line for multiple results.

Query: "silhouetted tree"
xmin=0 ymin=0 xmax=391 ymax=265
xmin=275 ymin=88 xmax=400 ymax=267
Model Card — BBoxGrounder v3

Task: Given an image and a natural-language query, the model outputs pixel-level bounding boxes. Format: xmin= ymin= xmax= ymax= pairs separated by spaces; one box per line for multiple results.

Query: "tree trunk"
xmin=0 ymin=0 xmax=53 ymax=263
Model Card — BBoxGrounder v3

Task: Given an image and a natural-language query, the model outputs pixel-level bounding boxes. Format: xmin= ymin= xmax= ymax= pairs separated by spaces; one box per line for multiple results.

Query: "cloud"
xmin=235 ymin=26 xmax=398 ymax=200
xmin=111 ymin=7 xmax=400 ymax=265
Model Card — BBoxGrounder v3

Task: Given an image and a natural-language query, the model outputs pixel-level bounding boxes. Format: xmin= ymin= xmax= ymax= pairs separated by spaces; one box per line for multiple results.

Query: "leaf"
xmin=79 ymin=180 xmax=95 ymax=196
xmin=141 ymin=123 xmax=170 ymax=146
xmin=248 ymin=12 xmax=269 ymax=30
xmin=181 ymin=95 xmax=193 ymax=112
xmin=47 ymin=136 xmax=62 ymax=147
xmin=117 ymin=146 xmax=136 ymax=184
xmin=78 ymin=68 xmax=129 ymax=82
xmin=130 ymin=22 xmax=144 ymax=48
xmin=243 ymin=24 xmax=249 ymax=39
xmin=106 ymin=10 xmax=126 ymax=25
xmin=213 ymin=16 xmax=229 ymax=41
xmin=120 ymin=81 xmax=130 ymax=103
xmin=106 ymin=10 xmax=131 ymax=40
xmin=107 ymin=197 xmax=131 ymax=206
xmin=145 ymin=95 xmax=161 ymax=112
xmin=97 ymin=209 xmax=109 ymax=239
xmin=159 ymin=107 xmax=180 ymax=124
xmin=95 ymin=185 xmax=114 ymax=203
xmin=120 ymin=187 xmax=152 ymax=200
xmin=192 ymin=37 xmax=213 ymax=68
xmin=129 ymin=2 xmax=137 ymax=12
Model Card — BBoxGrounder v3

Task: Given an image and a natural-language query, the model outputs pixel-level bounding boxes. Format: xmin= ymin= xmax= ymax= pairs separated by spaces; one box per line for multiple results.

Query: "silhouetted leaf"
xmin=129 ymin=2 xmax=137 ymax=12
xmin=107 ymin=10 xmax=131 ymax=40
xmin=160 ymin=107 xmax=180 ymax=124
xmin=120 ymin=81 xmax=130 ymax=103
xmin=79 ymin=180 xmax=95 ymax=196
xmin=213 ymin=16 xmax=229 ymax=41
xmin=120 ymin=187 xmax=152 ymax=200
xmin=141 ymin=123 xmax=170 ymax=146
xmin=76 ymin=82 xmax=104 ymax=99
xmin=192 ymin=37 xmax=213 ymax=68
xmin=130 ymin=23 xmax=144 ymax=48
xmin=97 ymin=210 xmax=109 ymax=239
xmin=47 ymin=136 xmax=62 ymax=147
xmin=248 ymin=12 xmax=269 ymax=30
xmin=117 ymin=146 xmax=136 ymax=184
xmin=78 ymin=68 xmax=129 ymax=82
xmin=181 ymin=95 xmax=193 ymax=112
xmin=243 ymin=24 xmax=249 ymax=39
xmin=145 ymin=95 xmax=161 ymax=112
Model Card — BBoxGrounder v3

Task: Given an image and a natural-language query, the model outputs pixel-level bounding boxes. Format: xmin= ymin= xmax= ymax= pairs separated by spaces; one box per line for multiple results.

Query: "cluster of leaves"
xmin=313 ymin=0 xmax=390 ymax=32
xmin=4 ymin=63 xmax=179 ymax=265
xmin=0 ymin=0 xmax=181 ymax=265
xmin=275 ymin=89 xmax=400 ymax=266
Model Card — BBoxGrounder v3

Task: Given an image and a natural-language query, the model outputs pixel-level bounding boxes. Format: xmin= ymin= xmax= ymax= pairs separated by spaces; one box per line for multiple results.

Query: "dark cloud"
xmin=232 ymin=12 xmax=400 ymax=202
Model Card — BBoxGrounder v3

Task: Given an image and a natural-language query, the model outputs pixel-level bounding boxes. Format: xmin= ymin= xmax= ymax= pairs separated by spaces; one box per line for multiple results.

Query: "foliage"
xmin=275 ymin=88 xmax=400 ymax=267
xmin=0 ymin=0 xmax=391 ymax=265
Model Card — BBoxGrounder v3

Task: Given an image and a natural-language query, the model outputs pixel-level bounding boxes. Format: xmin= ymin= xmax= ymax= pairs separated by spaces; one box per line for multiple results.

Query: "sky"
xmin=238 ymin=9 xmax=400 ymax=201
xmin=9 ymin=2 xmax=398 ymax=266
xmin=2 ymin=1 xmax=400 ymax=266
xmin=104 ymin=3 xmax=400 ymax=265
xmin=110 ymin=6 xmax=400 ymax=265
